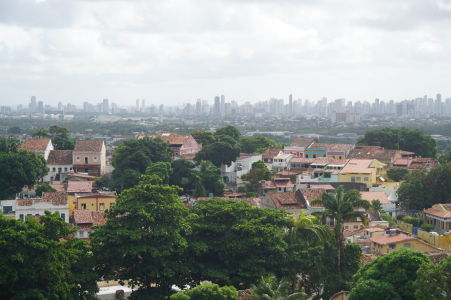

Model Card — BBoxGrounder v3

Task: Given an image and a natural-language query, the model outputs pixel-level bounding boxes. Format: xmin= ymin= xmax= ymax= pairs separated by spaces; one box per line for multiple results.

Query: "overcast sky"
xmin=1 ymin=0 xmax=451 ymax=106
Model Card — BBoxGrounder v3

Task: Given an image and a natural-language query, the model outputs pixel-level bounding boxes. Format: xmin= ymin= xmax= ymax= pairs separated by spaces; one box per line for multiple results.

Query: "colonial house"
xmin=360 ymin=191 xmax=395 ymax=214
xmin=71 ymin=209 xmax=106 ymax=239
xmin=325 ymin=143 xmax=354 ymax=159
xmin=348 ymin=146 xmax=414 ymax=165
xmin=370 ymin=229 xmax=438 ymax=255
xmin=283 ymin=138 xmax=315 ymax=158
xmin=75 ymin=194 xmax=117 ymax=212
xmin=44 ymin=150 xmax=73 ymax=182
xmin=262 ymin=148 xmax=281 ymax=164
xmin=423 ymin=204 xmax=451 ymax=234
xmin=338 ymin=159 xmax=386 ymax=187
xmin=19 ymin=138 xmax=54 ymax=160
xmin=267 ymin=190 xmax=307 ymax=215
xmin=15 ymin=192 xmax=68 ymax=222
xmin=72 ymin=140 xmax=106 ymax=176
xmin=142 ymin=132 xmax=202 ymax=159
xmin=304 ymin=143 xmax=328 ymax=158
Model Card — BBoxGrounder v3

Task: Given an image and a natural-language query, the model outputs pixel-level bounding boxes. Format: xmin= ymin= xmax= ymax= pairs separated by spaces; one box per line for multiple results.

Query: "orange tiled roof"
xmin=370 ymin=233 xmax=413 ymax=245
xmin=339 ymin=159 xmax=374 ymax=174
xmin=47 ymin=150 xmax=73 ymax=165
xmin=289 ymin=138 xmax=315 ymax=148
xmin=269 ymin=191 xmax=306 ymax=209
xmin=17 ymin=192 xmax=67 ymax=206
xmin=72 ymin=209 xmax=106 ymax=226
xmin=67 ymin=181 xmax=93 ymax=193
xmin=262 ymin=148 xmax=281 ymax=159
xmin=301 ymin=188 xmax=328 ymax=207
xmin=360 ymin=191 xmax=391 ymax=205
xmin=74 ymin=140 xmax=104 ymax=152
xmin=153 ymin=132 xmax=189 ymax=145
xmin=424 ymin=208 xmax=451 ymax=219
xmin=19 ymin=138 xmax=51 ymax=152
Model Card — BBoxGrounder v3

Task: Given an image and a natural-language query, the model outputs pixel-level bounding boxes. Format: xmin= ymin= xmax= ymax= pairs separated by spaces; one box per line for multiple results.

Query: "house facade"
xmin=76 ymin=194 xmax=117 ymax=212
xmin=72 ymin=140 xmax=106 ymax=176
xmin=144 ymin=133 xmax=202 ymax=159
xmin=338 ymin=159 xmax=386 ymax=187
xmin=272 ymin=152 xmax=294 ymax=171
xmin=44 ymin=150 xmax=74 ymax=182
xmin=19 ymin=138 xmax=54 ymax=160
xmin=423 ymin=204 xmax=451 ymax=234
xmin=283 ymin=138 xmax=315 ymax=158
xmin=370 ymin=229 xmax=438 ymax=255
xmin=15 ymin=192 xmax=69 ymax=222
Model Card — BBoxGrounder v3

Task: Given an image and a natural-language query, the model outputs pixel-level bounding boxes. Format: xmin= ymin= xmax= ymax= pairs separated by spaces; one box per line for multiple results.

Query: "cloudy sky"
xmin=1 ymin=0 xmax=451 ymax=106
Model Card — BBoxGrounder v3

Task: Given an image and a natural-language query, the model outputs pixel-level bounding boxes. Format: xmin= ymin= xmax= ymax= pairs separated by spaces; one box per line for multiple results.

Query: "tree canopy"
xmin=91 ymin=176 xmax=190 ymax=299
xmin=195 ymin=141 xmax=240 ymax=167
xmin=349 ymin=249 xmax=430 ymax=300
xmin=239 ymin=136 xmax=279 ymax=154
xmin=0 ymin=140 xmax=48 ymax=199
xmin=191 ymin=130 xmax=217 ymax=147
xmin=187 ymin=198 xmax=290 ymax=288
xmin=386 ymin=167 xmax=409 ymax=182
xmin=242 ymin=160 xmax=271 ymax=191
xmin=398 ymin=163 xmax=451 ymax=209
xmin=0 ymin=212 xmax=98 ymax=299
xmin=357 ymin=127 xmax=436 ymax=157
xmin=35 ymin=183 xmax=56 ymax=196
xmin=170 ymin=283 xmax=238 ymax=300
xmin=215 ymin=126 xmax=241 ymax=142
xmin=414 ymin=256 xmax=450 ymax=300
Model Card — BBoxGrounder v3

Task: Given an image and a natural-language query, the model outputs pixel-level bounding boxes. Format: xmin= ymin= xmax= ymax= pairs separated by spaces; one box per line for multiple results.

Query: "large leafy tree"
xmin=91 ymin=176 xmax=190 ymax=299
xmin=170 ymin=283 xmax=238 ymax=300
xmin=386 ymin=167 xmax=409 ymax=182
xmin=239 ymin=136 xmax=278 ymax=154
xmin=438 ymin=151 xmax=451 ymax=164
xmin=242 ymin=160 xmax=271 ymax=191
xmin=195 ymin=141 xmax=240 ymax=167
xmin=348 ymin=249 xmax=430 ymax=300
xmin=0 ymin=212 xmax=98 ymax=299
xmin=0 ymin=144 xmax=47 ymax=199
xmin=187 ymin=198 xmax=290 ymax=288
xmin=191 ymin=130 xmax=217 ymax=147
xmin=0 ymin=137 xmax=19 ymax=152
xmin=199 ymin=160 xmax=224 ymax=196
xmin=145 ymin=161 xmax=172 ymax=184
xmin=170 ymin=159 xmax=198 ymax=193
xmin=35 ymin=183 xmax=56 ymax=196
xmin=357 ymin=127 xmax=436 ymax=157
xmin=32 ymin=127 xmax=50 ymax=138
xmin=414 ymin=256 xmax=451 ymax=300
xmin=398 ymin=163 xmax=451 ymax=209
xmin=311 ymin=187 xmax=368 ymax=275
xmin=48 ymin=125 xmax=74 ymax=150
xmin=215 ymin=126 xmax=241 ymax=142
xmin=250 ymin=275 xmax=307 ymax=300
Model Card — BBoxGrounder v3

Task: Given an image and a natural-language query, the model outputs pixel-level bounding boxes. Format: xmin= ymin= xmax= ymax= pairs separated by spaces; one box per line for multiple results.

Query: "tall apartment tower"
xmin=213 ymin=96 xmax=220 ymax=115
xmin=288 ymin=94 xmax=293 ymax=115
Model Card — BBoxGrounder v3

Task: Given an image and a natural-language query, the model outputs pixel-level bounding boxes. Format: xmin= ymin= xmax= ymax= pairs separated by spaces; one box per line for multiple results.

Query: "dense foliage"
xmin=357 ymin=127 xmax=436 ymax=157
xmin=0 ymin=138 xmax=48 ymax=199
xmin=0 ymin=212 xmax=98 ymax=299
xmin=386 ymin=167 xmax=409 ymax=182
xmin=398 ymin=163 xmax=451 ymax=209
xmin=170 ymin=283 xmax=238 ymax=300
xmin=35 ymin=183 xmax=57 ymax=196
xmin=242 ymin=160 xmax=271 ymax=191
xmin=195 ymin=141 xmax=240 ymax=167
xmin=239 ymin=136 xmax=279 ymax=154
xmin=349 ymin=249 xmax=430 ymax=300
xmin=414 ymin=256 xmax=451 ymax=300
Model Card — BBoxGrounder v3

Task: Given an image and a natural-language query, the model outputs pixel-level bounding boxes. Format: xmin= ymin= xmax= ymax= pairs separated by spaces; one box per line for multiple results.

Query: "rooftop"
xmin=300 ymin=188 xmax=328 ymax=207
xmin=360 ymin=191 xmax=391 ymax=205
xmin=424 ymin=204 xmax=451 ymax=219
xmin=288 ymin=138 xmax=315 ymax=148
xmin=67 ymin=181 xmax=93 ymax=193
xmin=371 ymin=233 xmax=414 ymax=245
xmin=47 ymin=150 xmax=73 ymax=165
xmin=269 ymin=190 xmax=306 ymax=210
xmin=74 ymin=140 xmax=104 ymax=152
xmin=72 ymin=209 xmax=106 ymax=226
xmin=153 ymin=132 xmax=191 ymax=145
xmin=340 ymin=159 xmax=375 ymax=174
xmin=19 ymin=138 xmax=51 ymax=152
xmin=17 ymin=192 xmax=67 ymax=206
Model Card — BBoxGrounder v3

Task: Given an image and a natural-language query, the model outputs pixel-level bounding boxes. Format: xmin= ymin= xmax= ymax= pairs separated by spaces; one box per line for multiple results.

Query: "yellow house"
xmin=338 ymin=159 xmax=386 ymax=187
xmin=76 ymin=194 xmax=116 ymax=212
xmin=371 ymin=229 xmax=438 ymax=255
xmin=67 ymin=195 xmax=76 ymax=215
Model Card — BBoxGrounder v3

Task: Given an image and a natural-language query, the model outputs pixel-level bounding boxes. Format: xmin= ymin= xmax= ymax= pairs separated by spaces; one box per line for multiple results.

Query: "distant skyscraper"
xmin=141 ymin=99 xmax=145 ymax=112
xmin=136 ymin=99 xmax=140 ymax=113
xmin=29 ymin=96 xmax=37 ymax=113
xmin=220 ymin=95 xmax=225 ymax=116
xmin=37 ymin=101 xmax=44 ymax=114
xmin=288 ymin=94 xmax=293 ymax=114
xmin=213 ymin=96 xmax=220 ymax=115
xmin=102 ymin=98 xmax=109 ymax=114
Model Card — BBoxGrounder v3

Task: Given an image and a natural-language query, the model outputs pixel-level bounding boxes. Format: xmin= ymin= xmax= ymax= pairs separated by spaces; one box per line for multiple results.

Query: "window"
xmin=388 ymin=244 xmax=396 ymax=250
xmin=403 ymin=243 xmax=411 ymax=248
xmin=364 ymin=177 xmax=369 ymax=182
xmin=356 ymin=177 xmax=361 ymax=181
xmin=52 ymin=167 xmax=56 ymax=172
xmin=35 ymin=214 xmax=40 ymax=216
xmin=76 ymin=156 xmax=80 ymax=161
xmin=351 ymin=176 xmax=356 ymax=182
xmin=339 ymin=156 xmax=342 ymax=159
xmin=3 ymin=206 xmax=12 ymax=214
xmin=84 ymin=157 xmax=88 ymax=164
xmin=19 ymin=214 xmax=24 ymax=221
xmin=353 ymin=225 xmax=359 ymax=229
xmin=61 ymin=213 xmax=65 ymax=221
xmin=81 ymin=203 xmax=87 ymax=209
xmin=94 ymin=157 xmax=98 ymax=162
xmin=64 ymin=167 xmax=68 ymax=171
xmin=99 ymin=203 xmax=105 ymax=211
xmin=58 ymin=167 xmax=62 ymax=173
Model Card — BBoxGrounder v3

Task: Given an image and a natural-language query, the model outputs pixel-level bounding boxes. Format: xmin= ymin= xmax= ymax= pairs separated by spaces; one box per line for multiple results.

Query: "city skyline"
xmin=1 ymin=0 xmax=451 ymax=105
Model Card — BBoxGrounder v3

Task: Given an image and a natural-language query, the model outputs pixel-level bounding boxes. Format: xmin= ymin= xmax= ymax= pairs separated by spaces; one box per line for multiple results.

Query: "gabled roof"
xmin=67 ymin=181 xmax=93 ymax=193
xmin=269 ymin=190 xmax=306 ymax=209
xmin=300 ymin=188 xmax=328 ymax=207
xmin=19 ymin=138 xmax=51 ymax=152
xmin=339 ymin=159 xmax=375 ymax=174
xmin=17 ymin=192 xmax=67 ymax=206
xmin=72 ymin=209 xmax=106 ymax=226
xmin=153 ymin=132 xmax=190 ymax=145
xmin=74 ymin=140 xmax=104 ymax=152
xmin=371 ymin=233 xmax=414 ymax=245
xmin=289 ymin=138 xmax=315 ymax=148
xmin=47 ymin=150 xmax=73 ymax=165
xmin=262 ymin=148 xmax=282 ymax=159
xmin=424 ymin=204 xmax=451 ymax=219
xmin=348 ymin=146 xmax=408 ymax=161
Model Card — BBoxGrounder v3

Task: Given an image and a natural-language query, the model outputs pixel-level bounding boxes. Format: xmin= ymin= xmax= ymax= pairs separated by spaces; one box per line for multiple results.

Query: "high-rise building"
xmin=102 ymin=98 xmax=109 ymax=114
xmin=141 ymin=99 xmax=145 ymax=112
xmin=213 ymin=96 xmax=220 ymax=115
xmin=136 ymin=99 xmax=140 ymax=113
xmin=288 ymin=94 xmax=293 ymax=115
xmin=29 ymin=96 xmax=37 ymax=113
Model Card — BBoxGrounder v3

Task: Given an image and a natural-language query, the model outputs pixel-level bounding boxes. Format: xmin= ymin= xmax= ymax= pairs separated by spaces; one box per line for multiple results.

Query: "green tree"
xmin=0 ymin=137 xmax=19 ymax=152
xmin=91 ymin=176 xmax=190 ymax=299
xmin=438 ymin=151 xmax=451 ymax=164
xmin=215 ymin=126 xmax=241 ymax=142
xmin=191 ymin=130 xmax=217 ymax=147
xmin=35 ymin=183 xmax=56 ymax=196
xmin=370 ymin=200 xmax=383 ymax=213
xmin=357 ymin=127 xmax=436 ymax=157
xmin=145 ymin=161 xmax=172 ymax=184
xmin=0 ymin=150 xmax=47 ymax=199
xmin=199 ymin=160 xmax=224 ymax=196
xmin=195 ymin=141 xmax=240 ymax=167
xmin=240 ymin=136 xmax=278 ymax=154
xmin=32 ymin=127 xmax=50 ymax=138
xmin=170 ymin=283 xmax=238 ymax=300
xmin=48 ymin=125 xmax=74 ymax=150
xmin=170 ymin=159 xmax=197 ymax=192
xmin=349 ymin=249 xmax=430 ymax=300
xmin=242 ymin=160 xmax=271 ymax=191
xmin=386 ymin=167 xmax=409 ymax=182
xmin=111 ymin=168 xmax=141 ymax=191
xmin=0 ymin=212 xmax=98 ymax=299
xmin=311 ymin=187 xmax=368 ymax=275
xmin=414 ymin=256 xmax=450 ymax=300
xmin=7 ymin=126 xmax=21 ymax=134
xmin=187 ymin=198 xmax=290 ymax=288
xmin=250 ymin=275 xmax=307 ymax=300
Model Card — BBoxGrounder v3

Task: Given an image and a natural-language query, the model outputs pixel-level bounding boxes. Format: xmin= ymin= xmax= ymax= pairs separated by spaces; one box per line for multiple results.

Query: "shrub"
xmin=420 ymin=223 xmax=434 ymax=232
xmin=402 ymin=216 xmax=422 ymax=227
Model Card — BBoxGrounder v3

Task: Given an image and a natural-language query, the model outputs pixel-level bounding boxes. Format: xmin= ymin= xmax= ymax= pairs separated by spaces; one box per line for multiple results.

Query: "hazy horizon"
xmin=1 ymin=0 xmax=451 ymax=106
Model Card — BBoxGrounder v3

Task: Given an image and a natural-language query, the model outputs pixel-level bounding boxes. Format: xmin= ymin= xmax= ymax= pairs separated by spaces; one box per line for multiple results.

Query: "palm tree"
xmin=251 ymin=275 xmax=307 ymax=300
xmin=311 ymin=186 xmax=368 ymax=274
xmin=370 ymin=200 xmax=383 ymax=213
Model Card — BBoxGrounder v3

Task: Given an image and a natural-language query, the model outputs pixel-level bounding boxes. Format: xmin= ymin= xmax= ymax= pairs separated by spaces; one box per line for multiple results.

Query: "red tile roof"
xmin=19 ymin=138 xmax=51 ymax=152
xmin=269 ymin=190 xmax=306 ymax=210
xmin=47 ymin=150 xmax=73 ymax=165
xmin=424 ymin=208 xmax=451 ymax=219
xmin=67 ymin=181 xmax=93 ymax=193
xmin=17 ymin=192 xmax=67 ymax=206
xmin=72 ymin=209 xmax=106 ymax=226
xmin=371 ymin=233 xmax=413 ymax=245
xmin=289 ymin=138 xmax=315 ymax=148
xmin=300 ymin=188 xmax=328 ymax=207
xmin=74 ymin=140 xmax=104 ymax=152
xmin=360 ymin=191 xmax=391 ymax=205
xmin=262 ymin=148 xmax=282 ymax=159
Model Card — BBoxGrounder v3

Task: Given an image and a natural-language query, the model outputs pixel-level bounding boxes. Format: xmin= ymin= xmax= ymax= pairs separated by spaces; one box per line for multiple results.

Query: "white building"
xmin=221 ymin=154 xmax=263 ymax=185
xmin=44 ymin=150 xmax=74 ymax=182
xmin=19 ymin=138 xmax=54 ymax=160
xmin=272 ymin=151 xmax=294 ymax=171
xmin=15 ymin=192 xmax=69 ymax=222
